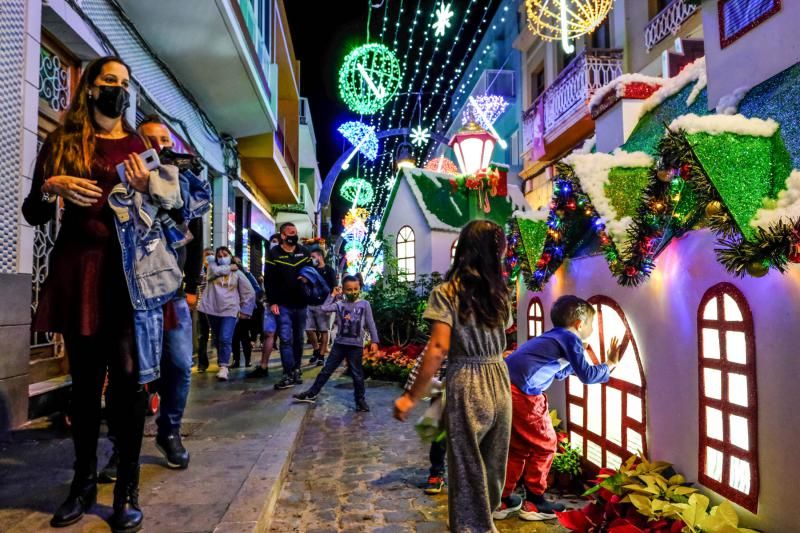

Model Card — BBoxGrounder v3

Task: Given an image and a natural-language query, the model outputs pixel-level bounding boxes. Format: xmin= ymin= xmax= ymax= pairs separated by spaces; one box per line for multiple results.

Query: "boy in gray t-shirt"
xmin=292 ymin=275 xmax=378 ymax=411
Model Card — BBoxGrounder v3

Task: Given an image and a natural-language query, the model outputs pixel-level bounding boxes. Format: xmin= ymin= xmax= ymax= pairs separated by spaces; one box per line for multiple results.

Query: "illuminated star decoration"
xmin=410 ymin=126 xmax=431 ymax=147
xmin=462 ymin=95 xmax=509 ymax=129
xmin=338 ymin=121 xmax=379 ymax=170
xmin=432 ymin=2 xmax=454 ymax=38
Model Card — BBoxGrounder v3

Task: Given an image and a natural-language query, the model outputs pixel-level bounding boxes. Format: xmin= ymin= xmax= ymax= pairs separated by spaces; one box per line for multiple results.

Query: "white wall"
xmin=517 ymin=229 xmax=800 ymax=532
xmin=382 ymin=180 xmax=432 ymax=278
xmin=702 ymin=0 xmax=800 ymax=110
xmin=431 ymin=230 xmax=459 ymax=276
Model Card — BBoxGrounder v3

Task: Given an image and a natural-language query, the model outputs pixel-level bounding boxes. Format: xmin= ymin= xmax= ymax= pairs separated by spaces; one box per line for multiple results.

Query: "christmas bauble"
xmin=656 ymin=169 xmax=673 ymax=183
xmin=624 ymin=266 xmax=638 ymax=277
xmin=788 ymin=242 xmax=800 ymax=263
xmin=705 ymin=201 xmax=723 ymax=218
xmin=745 ymin=261 xmax=769 ymax=277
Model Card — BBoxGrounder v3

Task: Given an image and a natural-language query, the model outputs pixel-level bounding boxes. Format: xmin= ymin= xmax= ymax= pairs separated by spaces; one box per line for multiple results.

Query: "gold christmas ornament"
xmin=745 ymin=260 xmax=769 ymax=278
xmin=705 ymin=200 xmax=723 ymax=218
xmin=656 ymin=169 xmax=673 ymax=182
xmin=526 ymin=0 xmax=614 ymax=52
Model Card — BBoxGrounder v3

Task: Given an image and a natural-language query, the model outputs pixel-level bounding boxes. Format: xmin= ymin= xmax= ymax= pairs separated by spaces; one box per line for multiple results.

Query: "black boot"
xmin=110 ymin=464 xmax=143 ymax=533
xmin=50 ymin=473 xmax=97 ymax=527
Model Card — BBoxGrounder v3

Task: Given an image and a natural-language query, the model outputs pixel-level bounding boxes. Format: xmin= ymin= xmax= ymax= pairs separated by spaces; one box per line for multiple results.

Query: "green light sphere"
xmin=339 ymin=43 xmax=402 ymax=115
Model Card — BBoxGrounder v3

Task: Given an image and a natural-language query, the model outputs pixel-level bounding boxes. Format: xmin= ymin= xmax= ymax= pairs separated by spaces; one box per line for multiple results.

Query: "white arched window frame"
xmin=566 ymin=296 xmax=648 ymax=470
xmin=698 ymin=283 xmax=759 ymax=513
xmin=396 ymin=226 xmax=416 ymax=282
xmin=527 ymin=298 xmax=544 ymax=339
xmin=450 ymin=239 xmax=458 ymax=265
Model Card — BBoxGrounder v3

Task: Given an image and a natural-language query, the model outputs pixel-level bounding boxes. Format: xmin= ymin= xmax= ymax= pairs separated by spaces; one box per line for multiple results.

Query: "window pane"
xmin=728 ymin=373 xmax=748 ymax=407
xmin=587 ymin=440 xmax=603 ymax=467
xmin=628 ymin=428 xmax=643 ymax=454
xmin=587 ymin=383 xmax=602 ymax=435
xmin=726 ymin=331 xmax=747 ymax=364
xmin=570 ymin=431 xmax=583 ymax=452
xmin=627 ymin=393 xmax=642 ymax=422
xmin=614 ymin=344 xmax=642 ymax=385
xmin=706 ymin=447 xmax=724 ymax=481
xmin=569 ymin=375 xmax=583 ymax=398
xmin=729 ymin=414 xmax=750 ymax=451
xmin=723 ymin=294 xmax=743 ymax=321
xmin=730 ymin=456 xmax=751 ymax=495
xmin=606 ymin=388 xmax=622 ymax=446
xmin=706 ymin=406 xmax=723 ymax=441
xmin=703 ymin=368 xmax=722 ymax=400
xmin=703 ymin=297 xmax=718 ymax=320
xmin=607 ymin=451 xmax=622 ymax=470
xmin=703 ymin=329 xmax=721 ymax=359
xmin=570 ymin=404 xmax=584 ymax=426
xmin=601 ymin=305 xmax=627 ymax=358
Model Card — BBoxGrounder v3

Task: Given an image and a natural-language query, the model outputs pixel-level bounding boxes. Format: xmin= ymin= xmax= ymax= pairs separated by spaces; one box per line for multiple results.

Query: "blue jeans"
xmin=307 ymin=343 xmax=365 ymax=402
xmin=276 ymin=306 xmax=307 ymax=375
xmin=156 ymin=297 xmax=194 ymax=436
xmin=208 ymin=315 xmax=238 ymax=367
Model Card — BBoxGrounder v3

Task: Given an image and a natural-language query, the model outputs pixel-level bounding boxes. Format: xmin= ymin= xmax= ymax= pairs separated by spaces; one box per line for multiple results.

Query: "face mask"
xmin=284 ymin=235 xmax=298 ymax=246
xmin=205 ymin=254 xmax=215 ymax=264
xmin=344 ymin=292 xmax=360 ymax=302
xmin=217 ymin=256 xmax=231 ymax=266
xmin=92 ymin=85 xmax=130 ymax=119
xmin=312 ymin=258 xmax=320 ymax=267
xmin=270 ymin=241 xmax=279 ymax=249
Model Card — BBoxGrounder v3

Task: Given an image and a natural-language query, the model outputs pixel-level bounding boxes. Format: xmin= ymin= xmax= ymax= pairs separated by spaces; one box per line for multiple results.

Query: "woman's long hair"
xmin=445 ymin=219 xmax=509 ymax=329
xmin=45 ymin=56 xmax=135 ymax=178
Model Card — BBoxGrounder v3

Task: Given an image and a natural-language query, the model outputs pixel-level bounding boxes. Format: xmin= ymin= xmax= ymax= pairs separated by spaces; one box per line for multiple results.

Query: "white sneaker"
xmin=216 ymin=366 xmax=229 ymax=381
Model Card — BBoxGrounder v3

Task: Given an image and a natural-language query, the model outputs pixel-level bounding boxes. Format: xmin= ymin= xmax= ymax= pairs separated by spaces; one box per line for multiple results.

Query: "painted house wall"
xmin=431 ymin=230 xmax=459 ymax=276
xmin=517 ymin=229 xmax=800 ymax=531
xmin=382 ymin=179 xmax=433 ymax=278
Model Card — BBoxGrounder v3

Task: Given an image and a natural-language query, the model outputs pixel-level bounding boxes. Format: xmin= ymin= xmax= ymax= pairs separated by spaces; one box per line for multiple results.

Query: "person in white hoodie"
xmin=197 ymin=246 xmax=256 ymax=381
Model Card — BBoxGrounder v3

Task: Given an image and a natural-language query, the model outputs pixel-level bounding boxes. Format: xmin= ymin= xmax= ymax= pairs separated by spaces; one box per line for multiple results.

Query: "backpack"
xmin=298 ymin=266 xmax=331 ymax=306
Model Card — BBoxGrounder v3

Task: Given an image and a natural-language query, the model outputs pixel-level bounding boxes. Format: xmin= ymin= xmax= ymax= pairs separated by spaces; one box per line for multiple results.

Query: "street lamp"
xmin=395 ymin=141 xmax=416 ymax=170
xmin=449 ymin=122 xmax=497 ymax=175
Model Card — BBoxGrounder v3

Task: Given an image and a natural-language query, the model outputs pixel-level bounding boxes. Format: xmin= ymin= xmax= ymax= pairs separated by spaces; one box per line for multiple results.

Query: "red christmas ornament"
xmin=541 ymin=253 xmax=552 ymax=264
xmin=624 ymin=266 xmax=638 ymax=277
xmin=599 ymin=234 xmax=610 ymax=246
xmin=680 ymin=163 xmax=691 ymax=177
xmin=536 ymin=259 xmax=548 ymax=269
xmin=789 ymin=241 xmax=800 ymax=263
xmin=566 ymin=199 xmax=577 ymax=211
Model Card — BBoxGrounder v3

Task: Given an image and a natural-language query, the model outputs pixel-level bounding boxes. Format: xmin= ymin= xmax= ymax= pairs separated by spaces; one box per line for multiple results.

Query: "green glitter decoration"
xmin=606 ymin=167 xmax=652 ymax=218
xmin=687 ymin=130 xmax=792 ymax=241
xmin=518 ymin=219 xmax=548 ymax=268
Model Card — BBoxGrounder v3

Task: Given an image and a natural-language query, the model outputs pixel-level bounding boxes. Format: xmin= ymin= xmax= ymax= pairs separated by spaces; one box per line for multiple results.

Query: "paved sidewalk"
xmin=0 ymin=355 xmax=315 ymax=533
xmin=269 ymin=374 xmax=581 ymax=533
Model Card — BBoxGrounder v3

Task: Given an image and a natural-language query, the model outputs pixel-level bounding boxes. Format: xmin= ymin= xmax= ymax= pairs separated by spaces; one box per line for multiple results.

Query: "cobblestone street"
xmin=269 ymin=373 xmax=580 ymax=533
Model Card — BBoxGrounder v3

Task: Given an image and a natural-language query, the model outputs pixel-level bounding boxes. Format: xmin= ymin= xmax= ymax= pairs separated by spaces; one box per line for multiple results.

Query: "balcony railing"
xmin=523 ymin=49 xmax=623 ymax=156
xmin=645 ymin=0 xmax=699 ymax=50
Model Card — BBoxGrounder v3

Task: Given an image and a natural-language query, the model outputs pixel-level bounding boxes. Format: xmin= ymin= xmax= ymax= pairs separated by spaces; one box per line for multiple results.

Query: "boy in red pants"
xmin=494 ymin=295 xmax=621 ymax=521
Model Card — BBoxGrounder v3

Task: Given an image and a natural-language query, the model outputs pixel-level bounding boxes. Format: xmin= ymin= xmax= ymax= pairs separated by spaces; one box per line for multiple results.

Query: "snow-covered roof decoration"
xmin=638 ymin=57 xmax=707 ymax=118
xmin=669 ymin=113 xmax=779 ymax=137
xmin=588 ymin=73 xmax=664 ymax=114
xmin=751 ymin=170 xmax=800 ymax=229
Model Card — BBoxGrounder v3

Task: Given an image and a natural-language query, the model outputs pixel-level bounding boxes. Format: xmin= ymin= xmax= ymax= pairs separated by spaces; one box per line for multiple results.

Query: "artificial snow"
xmin=449 ymin=196 xmax=464 ymax=217
xmin=669 ymin=113 xmax=779 ymax=137
xmin=588 ymin=74 xmax=664 ymax=114
xmin=750 ymin=169 xmax=800 ymax=229
xmin=565 ymin=150 xmax=654 ymax=242
xmin=513 ymin=207 xmax=549 ymax=222
xmin=716 ymin=86 xmax=751 ymax=115
xmin=638 ymin=57 xmax=706 ymax=119
xmin=574 ymin=136 xmax=596 ymax=155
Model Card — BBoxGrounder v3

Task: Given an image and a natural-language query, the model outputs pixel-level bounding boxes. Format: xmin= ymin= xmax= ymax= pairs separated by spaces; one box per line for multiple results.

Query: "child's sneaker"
xmin=316 ymin=357 xmax=324 ymax=367
xmin=292 ymin=391 xmax=318 ymax=404
xmin=424 ymin=476 xmax=445 ymax=494
xmin=216 ymin=366 xmax=229 ymax=381
xmin=519 ymin=495 xmax=565 ymax=521
xmin=309 ymin=349 xmax=320 ymax=365
xmin=274 ymin=374 xmax=295 ymax=390
xmin=355 ymin=399 xmax=370 ymax=412
xmin=492 ymin=494 xmax=523 ymax=520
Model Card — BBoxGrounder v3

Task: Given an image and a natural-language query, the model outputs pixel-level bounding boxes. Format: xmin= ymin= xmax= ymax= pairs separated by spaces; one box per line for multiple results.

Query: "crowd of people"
xmin=22 ymin=54 xmax=620 ymax=533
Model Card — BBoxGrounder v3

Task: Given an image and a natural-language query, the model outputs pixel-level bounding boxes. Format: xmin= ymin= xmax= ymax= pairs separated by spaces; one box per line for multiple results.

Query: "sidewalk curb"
xmin=213 ymin=400 xmax=314 ymax=533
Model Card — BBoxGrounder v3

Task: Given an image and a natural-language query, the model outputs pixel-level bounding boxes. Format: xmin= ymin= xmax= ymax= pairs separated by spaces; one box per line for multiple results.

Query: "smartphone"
xmin=117 ymin=148 xmax=161 ymax=183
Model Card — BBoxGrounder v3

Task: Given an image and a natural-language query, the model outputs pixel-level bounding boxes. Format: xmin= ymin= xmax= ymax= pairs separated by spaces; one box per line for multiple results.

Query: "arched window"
xmin=396 ymin=226 xmax=416 ymax=282
xmin=567 ymin=296 xmax=647 ymax=470
xmin=527 ymin=298 xmax=544 ymax=339
xmin=698 ymin=283 xmax=758 ymax=512
xmin=450 ymin=239 xmax=458 ymax=265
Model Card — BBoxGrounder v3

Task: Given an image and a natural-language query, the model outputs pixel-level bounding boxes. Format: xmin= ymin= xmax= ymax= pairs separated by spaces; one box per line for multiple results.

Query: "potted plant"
xmin=551 ymin=442 xmax=583 ymax=494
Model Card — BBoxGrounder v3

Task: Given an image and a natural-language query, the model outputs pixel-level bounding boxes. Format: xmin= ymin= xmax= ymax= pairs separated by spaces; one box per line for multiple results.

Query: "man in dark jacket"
xmin=265 ymin=222 xmax=311 ymax=389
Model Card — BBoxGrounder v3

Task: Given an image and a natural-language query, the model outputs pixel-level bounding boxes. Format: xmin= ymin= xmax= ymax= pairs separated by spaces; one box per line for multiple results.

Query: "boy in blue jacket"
xmin=494 ymin=295 xmax=621 ymax=522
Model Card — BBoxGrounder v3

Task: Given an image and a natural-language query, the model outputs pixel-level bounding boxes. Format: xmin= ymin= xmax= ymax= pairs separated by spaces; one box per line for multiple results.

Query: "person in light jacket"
xmin=198 ymin=246 xmax=256 ymax=381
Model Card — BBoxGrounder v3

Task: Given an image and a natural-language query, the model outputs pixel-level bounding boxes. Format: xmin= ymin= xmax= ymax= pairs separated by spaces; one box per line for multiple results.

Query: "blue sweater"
xmin=505 ymin=328 xmax=610 ymax=395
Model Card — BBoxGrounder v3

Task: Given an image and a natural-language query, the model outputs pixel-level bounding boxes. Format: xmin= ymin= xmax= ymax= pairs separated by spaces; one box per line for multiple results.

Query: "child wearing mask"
xmin=306 ymin=247 xmax=338 ymax=366
xmin=292 ymin=275 xmax=378 ymax=412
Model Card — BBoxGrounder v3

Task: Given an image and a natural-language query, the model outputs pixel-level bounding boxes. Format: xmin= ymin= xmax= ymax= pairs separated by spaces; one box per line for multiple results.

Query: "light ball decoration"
xmin=525 ymin=0 xmax=614 ymax=51
xmin=338 ymin=43 xmax=402 ymax=115
xmin=424 ymin=156 xmax=459 ymax=175
xmin=449 ymin=122 xmax=497 ymax=176
xmin=462 ymin=95 xmax=509 ymax=130
xmin=339 ymin=178 xmax=375 ymax=206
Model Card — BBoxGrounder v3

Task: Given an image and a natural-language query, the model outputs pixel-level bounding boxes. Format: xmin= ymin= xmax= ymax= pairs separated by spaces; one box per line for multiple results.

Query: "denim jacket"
xmin=108 ymin=164 xmax=211 ymax=384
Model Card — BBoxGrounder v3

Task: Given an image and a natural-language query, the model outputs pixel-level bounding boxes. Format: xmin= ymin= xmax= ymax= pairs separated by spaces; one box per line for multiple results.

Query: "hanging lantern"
xmin=449 ymin=122 xmax=497 ymax=176
xmin=525 ymin=0 xmax=614 ymax=53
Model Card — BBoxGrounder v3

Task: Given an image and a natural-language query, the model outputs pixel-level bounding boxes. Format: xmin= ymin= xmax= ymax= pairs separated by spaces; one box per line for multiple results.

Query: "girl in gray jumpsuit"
xmin=394 ymin=220 xmax=512 ymax=532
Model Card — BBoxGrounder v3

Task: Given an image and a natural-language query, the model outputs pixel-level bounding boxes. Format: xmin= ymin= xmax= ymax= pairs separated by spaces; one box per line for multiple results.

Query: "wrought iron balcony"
xmin=645 ymin=0 xmax=699 ymax=51
xmin=522 ymin=48 xmax=623 ymax=157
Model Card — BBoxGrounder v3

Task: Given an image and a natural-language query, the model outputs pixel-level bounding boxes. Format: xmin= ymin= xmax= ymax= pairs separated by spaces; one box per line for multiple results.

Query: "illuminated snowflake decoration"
xmin=338 ymin=121 xmax=379 ymax=161
xmin=462 ymin=95 xmax=509 ymax=129
xmin=339 ymin=177 xmax=375 ymax=206
xmin=432 ymin=2 xmax=455 ymax=38
xmin=424 ymin=156 xmax=459 ymax=175
xmin=410 ymin=126 xmax=431 ymax=147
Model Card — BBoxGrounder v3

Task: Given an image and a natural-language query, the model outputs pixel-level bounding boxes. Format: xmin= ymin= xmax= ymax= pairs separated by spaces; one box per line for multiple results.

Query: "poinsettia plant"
xmin=557 ymin=454 xmax=759 ymax=533
xmin=362 ymin=344 xmax=423 ymax=383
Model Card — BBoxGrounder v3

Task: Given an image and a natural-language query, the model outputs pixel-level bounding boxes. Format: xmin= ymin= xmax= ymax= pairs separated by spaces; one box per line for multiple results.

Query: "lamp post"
xmin=449 ymin=122 xmax=497 ymax=175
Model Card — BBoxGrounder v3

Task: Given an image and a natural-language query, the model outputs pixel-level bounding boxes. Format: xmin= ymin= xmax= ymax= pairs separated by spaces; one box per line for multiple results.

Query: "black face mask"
xmin=284 ymin=235 xmax=299 ymax=246
xmin=92 ymin=85 xmax=130 ymax=119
